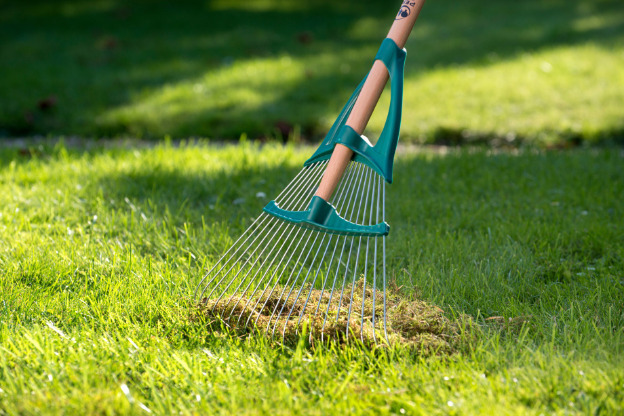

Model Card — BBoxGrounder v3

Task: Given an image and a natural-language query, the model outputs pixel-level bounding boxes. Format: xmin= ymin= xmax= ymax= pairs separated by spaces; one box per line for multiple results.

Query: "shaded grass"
xmin=1 ymin=0 xmax=623 ymax=145
xmin=0 ymin=141 xmax=623 ymax=414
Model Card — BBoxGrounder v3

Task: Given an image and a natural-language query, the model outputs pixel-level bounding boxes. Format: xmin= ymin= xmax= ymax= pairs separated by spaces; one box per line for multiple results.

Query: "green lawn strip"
xmin=1 ymin=325 xmax=622 ymax=415
xmin=0 ymin=142 xmax=623 ymax=414
xmin=1 ymin=0 xmax=623 ymax=145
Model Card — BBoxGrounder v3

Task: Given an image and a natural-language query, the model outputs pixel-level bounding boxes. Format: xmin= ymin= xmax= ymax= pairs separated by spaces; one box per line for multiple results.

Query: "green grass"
xmin=1 ymin=142 xmax=623 ymax=414
xmin=1 ymin=0 xmax=623 ymax=145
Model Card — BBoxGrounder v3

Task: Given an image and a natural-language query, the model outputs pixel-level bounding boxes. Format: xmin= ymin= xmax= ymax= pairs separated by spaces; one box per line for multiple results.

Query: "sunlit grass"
xmin=1 ymin=142 xmax=622 ymax=414
xmin=388 ymin=44 xmax=624 ymax=145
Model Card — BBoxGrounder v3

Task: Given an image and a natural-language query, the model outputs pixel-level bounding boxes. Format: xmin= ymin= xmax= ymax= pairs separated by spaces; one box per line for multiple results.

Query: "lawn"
xmin=1 ymin=0 xmax=623 ymax=413
xmin=1 ymin=142 xmax=622 ymax=414
xmin=1 ymin=0 xmax=623 ymax=145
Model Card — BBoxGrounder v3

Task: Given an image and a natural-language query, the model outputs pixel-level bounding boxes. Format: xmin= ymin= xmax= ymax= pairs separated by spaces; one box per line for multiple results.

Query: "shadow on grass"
xmin=94 ymin=150 xmax=303 ymax=236
xmin=428 ymin=123 xmax=624 ymax=148
xmin=1 ymin=0 xmax=622 ymax=140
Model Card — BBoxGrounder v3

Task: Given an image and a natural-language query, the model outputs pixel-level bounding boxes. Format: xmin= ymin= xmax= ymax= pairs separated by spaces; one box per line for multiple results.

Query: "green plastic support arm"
xmin=263 ymin=196 xmax=389 ymax=237
xmin=261 ymin=38 xmax=405 ymax=237
xmin=303 ymin=38 xmax=406 ymax=184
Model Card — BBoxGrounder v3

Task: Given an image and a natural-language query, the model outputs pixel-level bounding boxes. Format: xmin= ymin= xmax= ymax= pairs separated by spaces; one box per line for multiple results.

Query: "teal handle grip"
xmin=263 ymin=197 xmax=389 ymax=237
xmin=304 ymin=38 xmax=406 ymax=183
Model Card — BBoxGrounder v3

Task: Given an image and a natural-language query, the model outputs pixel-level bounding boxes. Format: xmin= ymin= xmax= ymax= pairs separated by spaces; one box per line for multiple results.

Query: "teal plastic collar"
xmin=264 ymin=197 xmax=389 ymax=237
xmin=303 ymin=38 xmax=406 ymax=183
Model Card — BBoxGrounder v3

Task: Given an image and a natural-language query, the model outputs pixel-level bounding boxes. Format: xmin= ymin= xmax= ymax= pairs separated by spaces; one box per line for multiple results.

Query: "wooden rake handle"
xmin=314 ymin=0 xmax=426 ymax=201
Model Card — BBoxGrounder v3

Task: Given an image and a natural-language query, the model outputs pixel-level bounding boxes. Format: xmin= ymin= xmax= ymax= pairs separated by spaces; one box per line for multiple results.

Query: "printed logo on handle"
xmin=396 ymin=1 xmax=416 ymax=20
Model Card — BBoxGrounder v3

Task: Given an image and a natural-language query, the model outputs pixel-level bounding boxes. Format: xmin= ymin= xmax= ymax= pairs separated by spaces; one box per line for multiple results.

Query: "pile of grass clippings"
xmin=197 ymin=280 xmax=476 ymax=353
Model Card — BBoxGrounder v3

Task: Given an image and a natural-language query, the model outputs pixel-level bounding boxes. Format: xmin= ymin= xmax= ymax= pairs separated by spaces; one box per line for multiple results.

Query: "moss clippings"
xmin=198 ymin=280 xmax=476 ymax=353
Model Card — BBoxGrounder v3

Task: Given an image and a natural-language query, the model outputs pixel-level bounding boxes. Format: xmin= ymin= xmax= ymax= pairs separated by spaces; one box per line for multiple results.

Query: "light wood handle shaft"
xmin=315 ymin=0 xmax=426 ymax=201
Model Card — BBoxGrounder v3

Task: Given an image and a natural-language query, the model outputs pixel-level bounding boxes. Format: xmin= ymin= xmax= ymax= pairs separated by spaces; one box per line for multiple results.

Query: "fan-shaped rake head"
xmin=194 ymin=160 xmax=390 ymax=345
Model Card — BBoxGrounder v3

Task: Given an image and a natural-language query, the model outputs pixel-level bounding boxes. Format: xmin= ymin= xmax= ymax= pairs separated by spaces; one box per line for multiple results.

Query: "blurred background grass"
xmin=1 ymin=0 xmax=623 ymax=146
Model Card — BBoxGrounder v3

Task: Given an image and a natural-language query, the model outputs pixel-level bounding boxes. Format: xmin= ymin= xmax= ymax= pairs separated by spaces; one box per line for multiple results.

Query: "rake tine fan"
xmin=195 ymin=0 xmax=427 ymax=345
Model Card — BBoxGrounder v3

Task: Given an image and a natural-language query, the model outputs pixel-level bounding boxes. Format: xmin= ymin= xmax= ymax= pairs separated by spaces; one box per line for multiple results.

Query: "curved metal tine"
xmin=282 ymin=162 xmax=364 ymax=339
xmin=275 ymin=161 xmax=326 ymax=207
xmin=237 ymin=159 xmax=334 ymax=322
xmin=344 ymin=167 xmax=374 ymax=339
xmin=206 ymin=162 xmax=327 ymax=308
xmin=267 ymin=161 xmax=358 ymax=338
xmin=194 ymin=213 xmax=267 ymax=302
xmin=290 ymin=161 xmax=364 ymax=332
xmin=214 ymin=161 xmax=326 ymax=305
xmin=255 ymin=160 xmax=347 ymax=331
xmin=222 ymin=161 xmax=327 ymax=317
xmin=319 ymin=163 xmax=367 ymax=340
xmin=294 ymin=233 xmax=336 ymax=336
xmin=233 ymin=223 xmax=307 ymax=324
xmin=382 ymin=179 xmax=388 ymax=341
xmin=365 ymin=174 xmax=380 ymax=343
xmin=278 ymin=160 xmax=329 ymax=209
xmin=194 ymin=161 xmax=322 ymax=301
xmin=345 ymin=169 xmax=374 ymax=337
xmin=321 ymin=161 xmax=364 ymax=339
xmin=310 ymin=162 xmax=359 ymax=319
xmin=277 ymin=232 xmax=331 ymax=341
xmin=334 ymin=164 xmax=369 ymax=329
xmin=273 ymin=164 xmax=359 ymax=342
xmin=262 ymin=223 xmax=332 ymax=332
xmin=205 ymin=216 xmax=282 ymax=309
xmin=257 ymin=157 xmax=356 ymax=331
xmin=246 ymin=226 xmax=315 ymax=328
xmin=268 ymin=231 xmax=326 ymax=338
xmin=196 ymin=162 xmax=325 ymax=302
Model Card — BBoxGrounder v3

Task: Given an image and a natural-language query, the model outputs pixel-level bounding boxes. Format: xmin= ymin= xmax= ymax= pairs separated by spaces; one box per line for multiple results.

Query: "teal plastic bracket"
xmin=262 ymin=38 xmax=404 ymax=236
xmin=263 ymin=196 xmax=389 ymax=237
xmin=303 ymin=38 xmax=406 ymax=184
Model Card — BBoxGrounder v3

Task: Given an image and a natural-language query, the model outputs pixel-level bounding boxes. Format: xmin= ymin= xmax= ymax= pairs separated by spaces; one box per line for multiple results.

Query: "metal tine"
xmin=244 ymin=227 xmax=315 ymax=327
xmin=206 ymin=162 xmax=327 ymax=308
xmin=278 ymin=231 xmax=331 ymax=339
xmin=269 ymin=232 xmax=328 ymax=338
xmin=319 ymin=162 xmax=364 ymax=340
xmin=200 ymin=162 xmax=325 ymax=306
xmin=297 ymin=162 xmax=368 ymax=337
xmin=272 ymin=161 xmax=362 ymax=339
xmin=318 ymin=163 xmax=368 ymax=340
xmin=220 ymin=160 xmax=329 ymax=310
xmin=194 ymin=213 xmax=268 ymax=301
xmin=308 ymin=162 xmax=360 ymax=323
xmin=382 ymin=179 xmax=388 ymax=340
xmin=232 ymin=158 xmax=334 ymax=319
xmin=278 ymin=160 xmax=329 ymax=209
xmin=334 ymin=164 xmax=370 ymax=326
xmin=297 ymin=162 xmax=366 ymax=337
xmin=344 ymin=167 xmax=374 ymax=339
xmin=354 ymin=170 xmax=379 ymax=343
xmin=232 ymin=222 xmax=306 ymax=323
xmin=363 ymin=173 xmax=380 ymax=343
xmin=195 ymin=161 xmax=323 ymax=300
xmin=214 ymin=162 xmax=328 ymax=313
xmin=279 ymin=163 xmax=365 ymax=330
xmin=269 ymin=162 xmax=360 ymax=338
xmin=196 ymin=161 xmax=326 ymax=301
xmin=259 ymin=162 xmax=358 ymax=332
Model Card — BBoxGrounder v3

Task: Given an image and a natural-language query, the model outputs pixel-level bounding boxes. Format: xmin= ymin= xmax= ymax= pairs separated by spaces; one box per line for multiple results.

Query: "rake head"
xmin=193 ymin=7 xmax=429 ymax=345
xmin=194 ymin=160 xmax=390 ymax=345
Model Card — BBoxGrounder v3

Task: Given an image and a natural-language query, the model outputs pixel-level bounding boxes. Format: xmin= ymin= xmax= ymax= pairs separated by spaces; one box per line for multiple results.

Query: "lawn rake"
xmin=195 ymin=0 xmax=427 ymax=345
